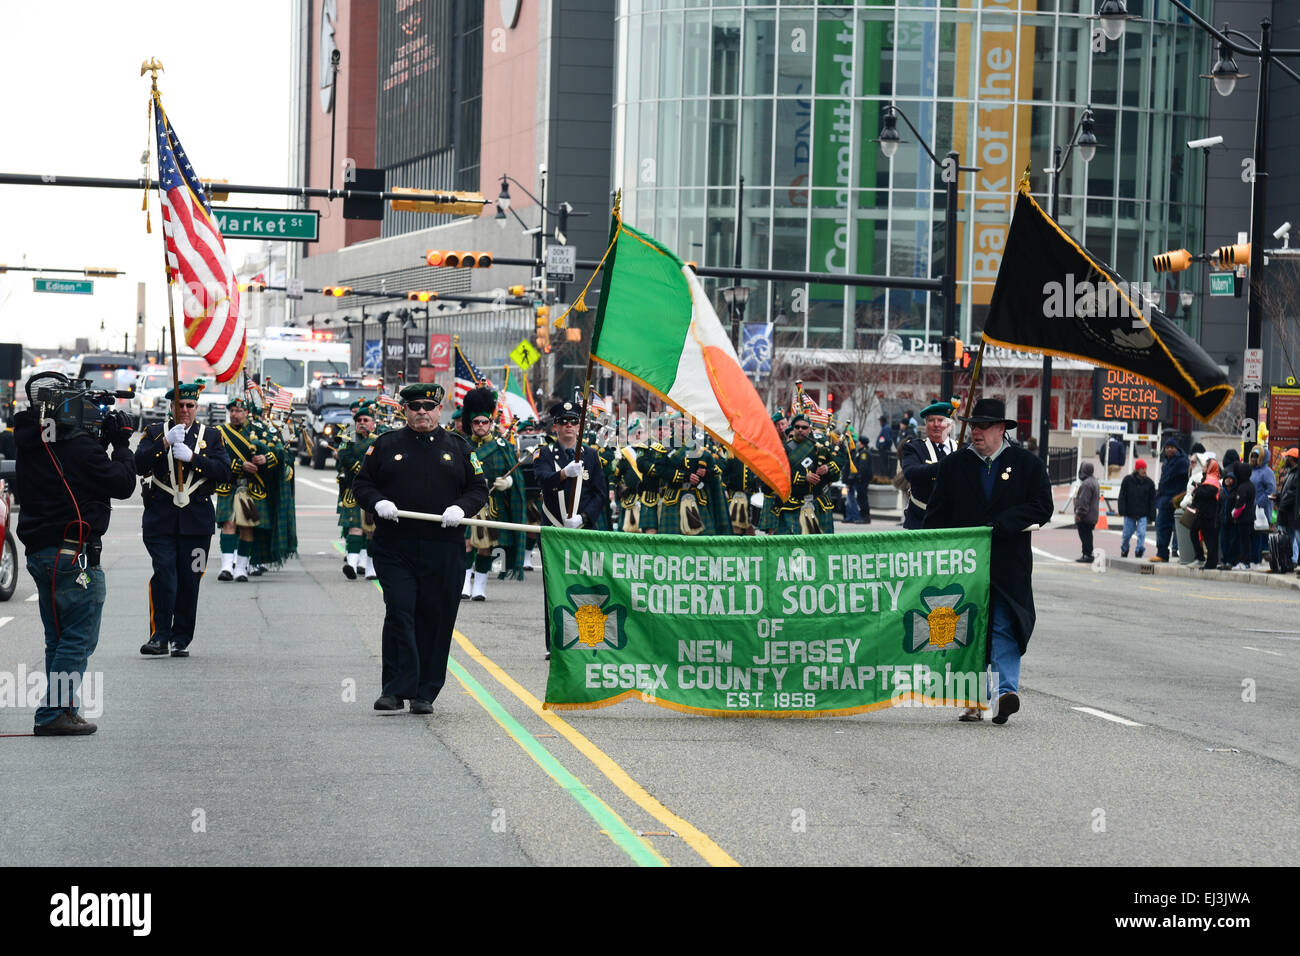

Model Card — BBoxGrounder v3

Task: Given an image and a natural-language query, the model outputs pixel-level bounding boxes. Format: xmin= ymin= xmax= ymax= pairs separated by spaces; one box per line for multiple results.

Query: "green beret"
xmin=451 ymin=408 xmax=462 ymax=420
xmin=789 ymin=413 xmax=810 ymax=427
xmin=227 ymin=397 xmax=248 ymax=411
xmin=920 ymin=400 xmax=955 ymax=419
xmin=164 ymin=380 xmax=205 ymax=401
xmin=353 ymin=401 xmax=378 ymax=420
xmin=399 ymin=382 xmax=445 ymax=404
xmin=772 ymin=410 xmax=786 ymax=423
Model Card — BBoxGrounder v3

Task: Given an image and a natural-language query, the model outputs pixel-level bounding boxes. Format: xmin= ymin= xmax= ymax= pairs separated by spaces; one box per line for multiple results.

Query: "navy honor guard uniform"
xmin=533 ymin=401 xmax=610 ymax=530
xmin=135 ymin=381 xmax=231 ymax=657
xmin=899 ymin=399 xmax=958 ymax=530
xmin=352 ymin=382 xmax=489 ymax=714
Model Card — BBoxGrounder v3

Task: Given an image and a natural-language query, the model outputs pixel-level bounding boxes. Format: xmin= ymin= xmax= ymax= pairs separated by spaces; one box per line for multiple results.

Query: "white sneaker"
xmin=1234 ymin=562 xmax=1249 ymax=571
xmin=461 ymin=568 xmax=473 ymax=599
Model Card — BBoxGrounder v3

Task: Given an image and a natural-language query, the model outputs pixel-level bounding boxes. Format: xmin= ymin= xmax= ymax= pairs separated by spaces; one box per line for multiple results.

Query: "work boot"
xmin=471 ymin=570 xmax=488 ymax=602
xmin=461 ymin=568 xmax=473 ymax=600
xmin=34 ymin=712 xmax=97 ymax=736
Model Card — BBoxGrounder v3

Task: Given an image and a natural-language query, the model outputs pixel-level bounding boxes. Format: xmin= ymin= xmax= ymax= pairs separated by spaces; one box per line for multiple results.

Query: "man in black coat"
xmin=924 ymin=398 xmax=1053 ymax=724
xmin=352 ymin=382 xmax=489 ymax=714
xmin=1116 ymin=458 xmax=1156 ymax=558
xmin=533 ymin=400 xmax=609 ymax=530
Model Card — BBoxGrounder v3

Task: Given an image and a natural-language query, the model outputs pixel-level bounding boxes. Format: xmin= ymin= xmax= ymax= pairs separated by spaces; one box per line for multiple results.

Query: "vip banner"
xmin=541 ymin=528 xmax=991 ymax=717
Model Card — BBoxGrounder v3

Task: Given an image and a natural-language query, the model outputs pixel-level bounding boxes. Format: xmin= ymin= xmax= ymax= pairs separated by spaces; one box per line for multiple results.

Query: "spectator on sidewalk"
xmin=1218 ymin=448 xmax=1241 ymax=568
xmin=1074 ymin=462 xmax=1100 ymax=562
xmin=1117 ymin=458 xmax=1156 ymax=558
xmin=1101 ymin=434 xmax=1127 ymax=479
xmin=1277 ymin=449 xmax=1299 ymax=566
xmin=1228 ymin=461 xmax=1258 ymax=571
xmin=1189 ymin=459 xmax=1221 ymax=569
xmin=1248 ymin=446 xmax=1276 ymax=566
xmin=1151 ymin=439 xmax=1189 ymax=563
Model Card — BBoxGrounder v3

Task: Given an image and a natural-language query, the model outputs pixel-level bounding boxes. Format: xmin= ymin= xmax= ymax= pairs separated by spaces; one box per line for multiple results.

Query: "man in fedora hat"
xmin=899 ymin=399 xmax=957 ymax=529
xmin=923 ymin=397 xmax=1053 ymax=724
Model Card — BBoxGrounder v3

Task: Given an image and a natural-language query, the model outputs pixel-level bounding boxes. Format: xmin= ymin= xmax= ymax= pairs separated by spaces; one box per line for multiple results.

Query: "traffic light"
xmin=1152 ymin=249 xmax=1193 ymax=272
xmin=407 ymin=290 xmax=437 ymax=302
xmin=940 ymin=336 xmax=957 ymax=366
xmin=555 ymin=202 xmax=572 ymax=246
xmin=960 ymin=343 xmax=974 ymax=370
xmin=391 ymin=190 xmax=486 ymax=216
xmin=536 ymin=305 xmax=552 ymax=352
xmin=239 ymin=280 xmax=266 ymax=293
xmin=1214 ymin=243 xmax=1251 ymax=268
xmin=322 ymin=285 xmax=353 ymax=297
xmin=426 ymin=250 xmax=493 ymax=268
xmin=565 ymin=327 xmax=581 ymax=342
xmin=507 ymin=285 xmax=527 ymax=297
xmin=82 ymin=267 xmax=123 ymax=277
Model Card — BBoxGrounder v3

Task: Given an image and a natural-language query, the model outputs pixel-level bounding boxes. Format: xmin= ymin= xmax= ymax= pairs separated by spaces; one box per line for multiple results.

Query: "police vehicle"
xmin=301 ymin=375 xmax=382 ymax=469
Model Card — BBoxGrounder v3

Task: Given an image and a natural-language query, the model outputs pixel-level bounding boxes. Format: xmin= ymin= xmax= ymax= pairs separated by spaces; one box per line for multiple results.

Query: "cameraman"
xmin=13 ymin=373 xmax=137 ymax=736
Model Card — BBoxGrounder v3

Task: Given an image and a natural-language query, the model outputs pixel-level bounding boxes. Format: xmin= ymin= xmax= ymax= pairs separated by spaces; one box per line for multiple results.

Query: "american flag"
xmin=454 ymin=347 xmax=486 ymax=407
xmin=793 ymin=388 xmax=831 ymax=427
xmin=154 ymin=99 xmax=245 ymax=383
xmin=271 ymin=387 xmax=293 ymax=412
xmin=377 ymin=394 xmax=403 ymax=410
xmin=587 ymin=392 xmax=610 ymax=417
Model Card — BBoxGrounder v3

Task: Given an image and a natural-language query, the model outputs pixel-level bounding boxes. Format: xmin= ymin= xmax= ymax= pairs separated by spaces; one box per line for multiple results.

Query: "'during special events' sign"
xmin=541 ymin=528 xmax=993 ymax=717
xmin=1092 ymin=368 xmax=1168 ymax=422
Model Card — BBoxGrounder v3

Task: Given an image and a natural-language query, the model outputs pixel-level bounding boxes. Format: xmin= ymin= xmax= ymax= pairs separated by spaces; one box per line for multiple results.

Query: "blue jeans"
xmin=1121 ymin=516 xmax=1147 ymax=555
xmin=989 ymin=595 xmax=1020 ymax=697
xmin=844 ymin=485 xmax=861 ymax=522
xmin=1251 ymin=530 xmax=1267 ymax=565
xmin=1292 ymin=528 xmax=1299 ymax=565
xmin=26 ymin=546 xmax=106 ymax=726
xmin=1155 ymin=499 xmax=1177 ymax=558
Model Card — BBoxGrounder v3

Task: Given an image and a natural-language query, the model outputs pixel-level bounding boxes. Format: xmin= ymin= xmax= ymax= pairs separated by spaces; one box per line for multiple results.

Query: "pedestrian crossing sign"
xmin=510 ymin=339 xmax=542 ymax=372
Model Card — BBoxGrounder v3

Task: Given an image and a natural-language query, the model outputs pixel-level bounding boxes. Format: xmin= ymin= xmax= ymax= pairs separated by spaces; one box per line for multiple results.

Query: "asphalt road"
xmin=1 ymin=471 xmax=1296 ymax=867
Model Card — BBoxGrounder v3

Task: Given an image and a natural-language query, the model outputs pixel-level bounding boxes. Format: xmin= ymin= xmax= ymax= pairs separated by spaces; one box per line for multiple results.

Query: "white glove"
xmin=166 ymin=424 xmax=188 ymax=446
xmin=562 ymin=515 xmax=584 ymax=529
xmin=171 ymin=441 xmax=193 ymax=463
xmin=562 ymin=460 xmax=583 ymax=478
xmin=441 ymin=504 xmax=465 ymax=527
xmin=492 ymin=475 xmax=513 ymax=491
xmin=374 ymin=499 xmax=399 ymax=521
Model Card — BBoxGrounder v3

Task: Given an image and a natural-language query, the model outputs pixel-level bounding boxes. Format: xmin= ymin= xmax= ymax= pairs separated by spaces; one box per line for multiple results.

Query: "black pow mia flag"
xmin=982 ymin=188 xmax=1233 ymax=422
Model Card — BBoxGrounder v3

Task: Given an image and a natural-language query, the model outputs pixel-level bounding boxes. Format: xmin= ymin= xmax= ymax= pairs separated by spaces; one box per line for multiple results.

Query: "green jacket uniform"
xmin=656 ymin=447 xmax=731 ymax=536
xmin=775 ymin=435 xmax=840 ymax=534
xmin=336 ymin=429 xmax=378 ymax=529
xmin=468 ymin=431 xmax=527 ymax=576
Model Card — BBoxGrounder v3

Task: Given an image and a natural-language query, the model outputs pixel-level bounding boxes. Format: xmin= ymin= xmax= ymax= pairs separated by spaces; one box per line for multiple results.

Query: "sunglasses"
xmin=471 ymin=417 xmax=492 ymax=426
xmin=405 ymin=401 xmax=440 ymax=411
xmin=176 ymin=402 xmax=198 ymax=409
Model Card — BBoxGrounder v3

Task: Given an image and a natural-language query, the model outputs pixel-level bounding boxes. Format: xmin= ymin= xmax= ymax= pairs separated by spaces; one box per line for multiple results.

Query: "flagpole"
xmin=956 ymin=335 xmax=989 ymax=447
xmin=568 ymin=353 xmax=596 ymax=520
xmin=144 ymin=60 xmax=186 ymax=499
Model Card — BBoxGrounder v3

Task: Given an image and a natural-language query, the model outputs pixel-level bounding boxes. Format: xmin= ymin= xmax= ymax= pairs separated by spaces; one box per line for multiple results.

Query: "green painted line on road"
xmin=331 ymin=540 xmax=665 ymax=866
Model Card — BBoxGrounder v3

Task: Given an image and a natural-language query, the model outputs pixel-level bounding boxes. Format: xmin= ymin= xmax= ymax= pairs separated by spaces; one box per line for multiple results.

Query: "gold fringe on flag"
xmin=550 ymin=206 xmax=621 ymax=331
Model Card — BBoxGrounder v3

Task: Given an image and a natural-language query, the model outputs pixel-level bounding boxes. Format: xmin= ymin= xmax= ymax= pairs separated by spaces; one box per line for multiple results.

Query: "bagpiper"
xmin=774 ymin=413 xmax=840 ymax=534
xmin=721 ymin=447 xmax=761 ymax=536
xmin=757 ymin=410 xmax=790 ymax=534
xmin=214 ymin=396 xmax=282 ymax=582
xmin=459 ymin=387 xmax=527 ymax=600
xmin=336 ymin=399 xmax=381 ymax=579
xmin=656 ymin=438 xmax=731 ymax=535
xmin=248 ymin=392 xmax=296 ymax=574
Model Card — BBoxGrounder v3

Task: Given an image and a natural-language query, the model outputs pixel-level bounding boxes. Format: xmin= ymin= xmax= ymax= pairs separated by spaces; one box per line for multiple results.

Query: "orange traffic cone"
xmin=1096 ymin=510 xmax=1109 ymax=530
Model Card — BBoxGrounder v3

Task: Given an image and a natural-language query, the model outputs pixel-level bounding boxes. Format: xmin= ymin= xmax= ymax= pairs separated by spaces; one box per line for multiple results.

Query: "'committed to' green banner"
xmin=541 ymin=527 xmax=992 ymax=718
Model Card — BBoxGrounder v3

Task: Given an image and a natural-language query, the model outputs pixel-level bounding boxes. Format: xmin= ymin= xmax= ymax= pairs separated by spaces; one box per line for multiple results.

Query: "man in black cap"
xmin=923 ymin=397 xmax=1052 ymax=724
xmin=899 ymin=399 xmax=957 ymax=529
xmin=534 ymin=400 xmax=609 ymax=530
xmin=352 ymin=382 xmax=489 ymax=714
xmin=135 ymin=381 xmax=231 ymax=658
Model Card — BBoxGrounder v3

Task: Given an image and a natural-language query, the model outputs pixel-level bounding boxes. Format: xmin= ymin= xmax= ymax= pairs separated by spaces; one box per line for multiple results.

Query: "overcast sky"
xmin=0 ymin=1 xmax=292 ymax=354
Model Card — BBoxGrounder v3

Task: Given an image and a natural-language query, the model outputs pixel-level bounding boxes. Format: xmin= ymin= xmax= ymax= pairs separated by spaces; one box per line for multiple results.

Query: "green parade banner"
xmin=541 ymin=527 xmax=992 ymax=718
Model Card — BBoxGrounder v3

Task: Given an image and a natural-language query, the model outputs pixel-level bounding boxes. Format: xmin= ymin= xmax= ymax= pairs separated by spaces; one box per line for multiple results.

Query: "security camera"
xmin=1187 ymin=135 xmax=1224 ymax=150
xmin=1273 ymin=221 xmax=1292 ymax=240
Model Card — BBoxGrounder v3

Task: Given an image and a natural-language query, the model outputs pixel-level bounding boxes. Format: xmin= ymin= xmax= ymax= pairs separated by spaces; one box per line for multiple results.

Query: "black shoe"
xmin=234 ymin=572 xmax=248 ymax=583
xmin=365 ymin=571 xmax=379 ymax=580
xmin=218 ymin=570 xmax=233 ymax=581
xmin=34 ymin=712 xmax=97 ymax=736
xmin=991 ymin=692 xmax=1020 ymax=725
xmin=409 ymin=699 xmax=433 ymax=715
xmin=250 ymin=565 xmax=265 ymax=576
xmin=1120 ymin=550 xmax=1128 ymax=558
xmin=544 ymin=652 xmax=551 ymax=661
xmin=140 ymin=640 xmax=168 ymax=656
xmin=343 ymin=562 xmax=357 ymax=580
xmin=170 ymin=647 xmax=189 ymax=658
xmin=1075 ymin=556 xmax=1093 ymax=563
xmin=1135 ymin=550 xmax=1145 ymax=558
xmin=373 ymin=695 xmax=403 ymax=712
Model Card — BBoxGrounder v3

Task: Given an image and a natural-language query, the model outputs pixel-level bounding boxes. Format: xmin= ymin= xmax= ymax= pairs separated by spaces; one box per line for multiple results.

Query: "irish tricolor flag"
xmin=591 ymin=218 xmax=791 ymax=500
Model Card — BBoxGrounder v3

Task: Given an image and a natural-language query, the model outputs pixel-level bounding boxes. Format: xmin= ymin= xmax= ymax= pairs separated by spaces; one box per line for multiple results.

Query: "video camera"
xmin=27 ymin=371 xmax=134 ymax=444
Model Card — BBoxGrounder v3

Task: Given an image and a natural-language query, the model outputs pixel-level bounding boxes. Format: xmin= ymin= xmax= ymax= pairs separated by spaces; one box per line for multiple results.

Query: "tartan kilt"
xmin=758 ymin=494 xmax=779 ymax=533
xmin=775 ymin=502 xmax=835 ymax=535
xmin=215 ymin=487 xmax=235 ymax=524
xmin=638 ymin=496 xmax=660 ymax=533
xmin=656 ymin=493 xmax=717 ymax=536
xmin=337 ymin=487 xmax=363 ymax=530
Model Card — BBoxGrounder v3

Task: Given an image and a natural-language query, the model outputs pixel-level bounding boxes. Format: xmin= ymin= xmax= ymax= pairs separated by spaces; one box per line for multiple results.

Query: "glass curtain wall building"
xmin=613 ymin=0 xmax=1213 ymax=354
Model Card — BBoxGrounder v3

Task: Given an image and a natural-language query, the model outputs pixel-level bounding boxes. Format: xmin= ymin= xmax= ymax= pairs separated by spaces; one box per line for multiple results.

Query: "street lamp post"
xmin=1040 ymin=107 xmax=1099 ymax=465
xmin=1111 ymin=2 xmax=1300 ymax=456
xmin=875 ymin=106 xmax=978 ymax=404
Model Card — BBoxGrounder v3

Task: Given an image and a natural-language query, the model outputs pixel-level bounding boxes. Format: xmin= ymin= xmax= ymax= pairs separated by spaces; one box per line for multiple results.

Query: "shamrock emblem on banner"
xmin=902 ymin=585 xmax=979 ymax=654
